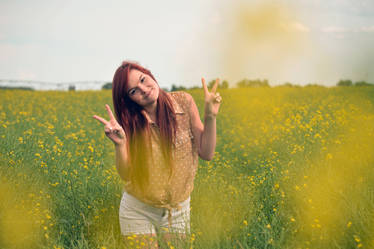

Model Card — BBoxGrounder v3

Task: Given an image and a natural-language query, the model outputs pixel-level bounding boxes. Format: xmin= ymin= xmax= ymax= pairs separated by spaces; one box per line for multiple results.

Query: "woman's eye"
xmin=129 ymin=89 xmax=137 ymax=95
xmin=141 ymin=77 xmax=145 ymax=83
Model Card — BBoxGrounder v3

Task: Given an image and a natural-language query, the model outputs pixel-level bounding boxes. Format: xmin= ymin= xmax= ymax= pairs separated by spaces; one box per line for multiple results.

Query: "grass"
xmin=1 ymin=86 xmax=374 ymax=249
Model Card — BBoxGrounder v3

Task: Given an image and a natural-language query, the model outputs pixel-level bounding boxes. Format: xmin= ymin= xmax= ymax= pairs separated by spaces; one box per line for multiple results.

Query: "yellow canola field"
xmin=1 ymin=86 xmax=374 ymax=249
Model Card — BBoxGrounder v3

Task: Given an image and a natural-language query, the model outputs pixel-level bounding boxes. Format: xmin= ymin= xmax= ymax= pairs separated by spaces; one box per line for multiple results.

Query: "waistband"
xmin=122 ymin=191 xmax=190 ymax=228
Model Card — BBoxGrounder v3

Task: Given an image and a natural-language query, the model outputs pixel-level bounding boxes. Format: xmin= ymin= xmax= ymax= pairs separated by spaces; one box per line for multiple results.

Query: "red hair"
xmin=112 ymin=61 xmax=177 ymax=194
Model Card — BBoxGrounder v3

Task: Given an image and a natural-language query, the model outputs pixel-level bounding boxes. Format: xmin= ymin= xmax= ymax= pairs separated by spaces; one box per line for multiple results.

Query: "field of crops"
xmin=1 ymin=86 xmax=374 ymax=249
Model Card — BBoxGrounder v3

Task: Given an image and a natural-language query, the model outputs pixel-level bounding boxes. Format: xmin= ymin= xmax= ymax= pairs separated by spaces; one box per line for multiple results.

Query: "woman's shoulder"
xmin=169 ymin=91 xmax=192 ymax=102
xmin=169 ymin=90 xmax=187 ymax=97
xmin=168 ymin=91 xmax=192 ymax=112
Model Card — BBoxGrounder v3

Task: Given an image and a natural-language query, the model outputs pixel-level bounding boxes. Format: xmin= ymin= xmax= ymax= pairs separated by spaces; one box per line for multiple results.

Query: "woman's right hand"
xmin=93 ymin=104 xmax=127 ymax=146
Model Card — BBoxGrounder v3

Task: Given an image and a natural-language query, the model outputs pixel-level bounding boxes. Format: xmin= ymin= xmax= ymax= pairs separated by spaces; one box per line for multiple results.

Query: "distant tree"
xmin=305 ymin=83 xmax=324 ymax=87
xmin=68 ymin=85 xmax=76 ymax=91
xmin=208 ymin=80 xmax=216 ymax=89
xmin=171 ymin=84 xmax=186 ymax=91
xmin=0 ymin=86 xmax=34 ymax=91
xmin=354 ymin=81 xmax=373 ymax=87
xmin=208 ymin=79 xmax=229 ymax=89
xmin=236 ymin=79 xmax=269 ymax=88
xmin=220 ymin=80 xmax=229 ymax=89
xmin=262 ymin=79 xmax=269 ymax=87
xmin=236 ymin=79 xmax=248 ymax=88
xmin=161 ymin=87 xmax=169 ymax=92
xmin=337 ymin=79 xmax=352 ymax=86
xmin=102 ymin=82 xmax=112 ymax=90
xmin=188 ymin=85 xmax=201 ymax=90
xmin=281 ymin=82 xmax=295 ymax=87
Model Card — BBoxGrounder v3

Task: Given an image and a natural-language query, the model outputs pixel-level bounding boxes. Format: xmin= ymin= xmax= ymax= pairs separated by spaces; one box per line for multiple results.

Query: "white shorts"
xmin=119 ymin=191 xmax=191 ymax=236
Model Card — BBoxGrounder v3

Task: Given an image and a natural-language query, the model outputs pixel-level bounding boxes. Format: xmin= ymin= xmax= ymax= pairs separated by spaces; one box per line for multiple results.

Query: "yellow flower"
xmin=88 ymin=145 xmax=94 ymax=152
xmin=51 ymin=182 xmax=59 ymax=187
xmin=314 ymin=133 xmax=321 ymax=139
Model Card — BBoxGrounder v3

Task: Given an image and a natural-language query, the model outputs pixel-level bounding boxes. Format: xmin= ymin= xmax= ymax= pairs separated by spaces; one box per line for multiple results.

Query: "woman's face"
xmin=126 ymin=69 xmax=160 ymax=107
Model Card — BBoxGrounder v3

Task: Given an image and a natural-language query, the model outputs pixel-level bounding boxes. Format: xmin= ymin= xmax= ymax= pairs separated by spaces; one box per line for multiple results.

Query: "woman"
xmin=93 ymin=61 xmax=222 ymax=248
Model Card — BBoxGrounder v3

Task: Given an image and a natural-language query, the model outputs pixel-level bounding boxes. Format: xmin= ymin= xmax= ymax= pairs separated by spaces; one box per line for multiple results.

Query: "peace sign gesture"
xmin=92 ymin=104 xmax=126 ymax=146
xmin=201 ymin=78 xmax=222 ymax=117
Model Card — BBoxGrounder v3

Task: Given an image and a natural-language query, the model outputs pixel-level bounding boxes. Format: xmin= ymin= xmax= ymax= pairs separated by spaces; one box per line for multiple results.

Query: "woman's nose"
xmin=138 ymin=84 xmax=148 ymax=94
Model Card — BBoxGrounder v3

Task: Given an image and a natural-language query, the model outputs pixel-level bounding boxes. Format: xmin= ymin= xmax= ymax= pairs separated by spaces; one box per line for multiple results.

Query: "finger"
xmin=201 ymin=77 xmax=209 ymax=95
xmin=92 ymin=115 xmax=108 ymax=125
xmin=211 ymin=78 xmax=219 ymax=93
xmin=104 ymin=127 xmax=112 ymax=134
xmin=105 ymin=104 xmax=116 ymax=121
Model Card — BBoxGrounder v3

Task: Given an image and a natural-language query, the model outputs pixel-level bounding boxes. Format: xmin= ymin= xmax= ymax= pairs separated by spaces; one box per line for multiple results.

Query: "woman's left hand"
xmin=201 ymin=77 xmax=222 ymax=118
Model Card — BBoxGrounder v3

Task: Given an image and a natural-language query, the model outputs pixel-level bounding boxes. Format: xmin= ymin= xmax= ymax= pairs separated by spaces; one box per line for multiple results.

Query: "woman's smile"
xmin=126 ymin=69 xmax=160 ymax=109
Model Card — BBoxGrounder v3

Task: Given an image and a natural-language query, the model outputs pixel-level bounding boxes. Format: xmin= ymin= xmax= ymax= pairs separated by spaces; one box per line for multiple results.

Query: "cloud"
xmin=322 ymin=25 xmax=374 ymax=33
xmin=321 ymin=26 xmax=350 ymax=33
xmin=209 ymin=11 xmax=222 ymax=25
xmin=282 ymin=22 xmax=310 ymax=32
xmin=18 ymin=71 xmax=37 ymax=80
xmin=360 ymin=26 xmax=374 ymax=32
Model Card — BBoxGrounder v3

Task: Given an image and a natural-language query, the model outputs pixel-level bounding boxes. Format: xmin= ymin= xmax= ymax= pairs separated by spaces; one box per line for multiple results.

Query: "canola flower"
xmin=0 ymin=86 xmax=374 ymax=248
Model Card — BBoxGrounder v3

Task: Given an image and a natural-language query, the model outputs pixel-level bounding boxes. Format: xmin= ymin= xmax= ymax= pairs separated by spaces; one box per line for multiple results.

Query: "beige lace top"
xmin=123 ymin=91 xmax=199 ymax=227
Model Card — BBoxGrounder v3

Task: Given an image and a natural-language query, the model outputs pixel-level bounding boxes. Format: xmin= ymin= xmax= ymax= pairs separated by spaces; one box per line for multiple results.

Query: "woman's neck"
xmin=143 ymin=102 xmax=157 ymax=122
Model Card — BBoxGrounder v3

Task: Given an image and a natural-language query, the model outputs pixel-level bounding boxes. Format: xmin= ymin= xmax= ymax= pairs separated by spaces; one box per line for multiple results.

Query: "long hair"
xmin=112 ymin=61 xmax=177 ymax=194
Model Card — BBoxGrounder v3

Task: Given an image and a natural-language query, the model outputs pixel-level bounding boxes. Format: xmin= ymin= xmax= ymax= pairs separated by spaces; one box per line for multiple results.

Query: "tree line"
xmin=3 ymin=78 xmax=371 ymax=91
xmin=102 ymin=79 xmax=374 ymax=90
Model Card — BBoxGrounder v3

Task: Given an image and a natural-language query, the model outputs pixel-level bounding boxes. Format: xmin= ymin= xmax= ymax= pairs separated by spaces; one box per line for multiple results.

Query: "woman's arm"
xmin=187 ymin=78 xmax=222 ymax=161
xmin=188 ymin=94 xmax=216 ymax=160
xmin=115 ymin=143 xmax=130 ymax=181
xmin=93 ymin=104 xmax=129 ymax=180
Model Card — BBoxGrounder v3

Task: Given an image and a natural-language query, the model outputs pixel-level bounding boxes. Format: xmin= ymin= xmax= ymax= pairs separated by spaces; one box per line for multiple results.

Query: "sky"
xmin=1 ymin=0 xmax=374 ymax=89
